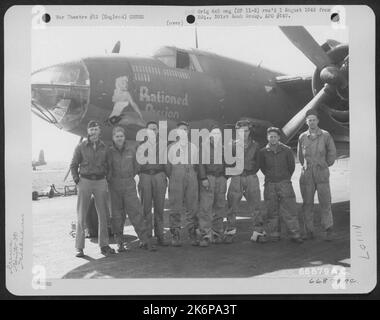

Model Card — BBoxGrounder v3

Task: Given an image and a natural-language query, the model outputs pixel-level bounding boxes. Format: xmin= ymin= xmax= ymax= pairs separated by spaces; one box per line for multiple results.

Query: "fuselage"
xmin=31 ymin=46 xmax=348 ymax=145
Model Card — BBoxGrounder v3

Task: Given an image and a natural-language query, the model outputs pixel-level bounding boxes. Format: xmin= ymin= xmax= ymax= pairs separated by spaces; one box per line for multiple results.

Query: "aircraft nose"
xmin=31 ymin=61 xmax=90 ymax=127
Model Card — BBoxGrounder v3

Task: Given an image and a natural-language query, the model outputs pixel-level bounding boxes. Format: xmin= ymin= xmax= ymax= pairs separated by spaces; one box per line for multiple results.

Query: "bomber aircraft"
xmin=31 ymin=26 xmax=349 ymax=155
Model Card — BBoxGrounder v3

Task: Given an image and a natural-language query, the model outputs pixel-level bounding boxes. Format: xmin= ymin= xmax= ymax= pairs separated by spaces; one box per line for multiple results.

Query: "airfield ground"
xmin=32 ymin=159 xmax=350 ymax=280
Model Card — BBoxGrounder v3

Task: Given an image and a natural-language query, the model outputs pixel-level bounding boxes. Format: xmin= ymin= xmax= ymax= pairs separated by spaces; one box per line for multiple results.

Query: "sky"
xmin=31 ymin=26 xmax=348 ymax=162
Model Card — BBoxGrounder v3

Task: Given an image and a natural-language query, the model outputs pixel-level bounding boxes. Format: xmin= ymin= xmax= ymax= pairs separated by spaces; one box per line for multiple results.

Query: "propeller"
xmin=279 ymin=26 xmax=332 ymax=70
xmin=279 ymin=26 xmax=349 ymax=142
xmin=63 ymin=136 xmax=83 ymax=182
xmin=112 ymin=41 xmax=121 ymax=53
xmin=195 ymin=27 xmax=199 ymax=49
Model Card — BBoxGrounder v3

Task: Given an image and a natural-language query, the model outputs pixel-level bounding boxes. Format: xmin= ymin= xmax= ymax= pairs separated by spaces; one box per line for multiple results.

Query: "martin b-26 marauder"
xmin=31 ymin=26 xmax=349 ymax=154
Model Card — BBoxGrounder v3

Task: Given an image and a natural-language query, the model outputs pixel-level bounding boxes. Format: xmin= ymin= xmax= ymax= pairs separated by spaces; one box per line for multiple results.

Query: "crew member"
xmin=298 ymin=109 xmax=337 ymax=241
xmin=70 ymin=120 xmax=115 ymax=257
xmin=258 ymin=127 xmax=303 ymax=243
xmin=167 ymin=121 xmax=199 ymax=246
xmin=107 ymin=126 xmax=156 ymax=252
xmin=138 ymin=121 xmax=169 ymax=246
xmin=198 ymin=125 xmax=227 ymax=247
xmin=226 ymin=120 xmax=264 ymax=243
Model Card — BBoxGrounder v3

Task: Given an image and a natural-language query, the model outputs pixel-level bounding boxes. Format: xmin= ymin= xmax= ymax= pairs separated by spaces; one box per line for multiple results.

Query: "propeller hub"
xmin=320 ymin=66 xmax=341 ymax=86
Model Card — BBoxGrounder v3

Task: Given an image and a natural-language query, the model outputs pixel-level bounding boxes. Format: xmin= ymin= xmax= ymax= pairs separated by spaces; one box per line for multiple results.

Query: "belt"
xmin=141 ymin=169 xmax=164 ymax=175
xmin=207 ymin=172 xmax=225 ymax=178
xmin=241 ymin=170 xmax=255 ymax=177
xmin=80 ymin=174 xmax=105 ymax=180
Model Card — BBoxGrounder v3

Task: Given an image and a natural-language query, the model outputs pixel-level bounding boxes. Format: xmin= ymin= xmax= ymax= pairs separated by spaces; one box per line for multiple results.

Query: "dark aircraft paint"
xmin=31 ymin=46 xmax=349 ymax=147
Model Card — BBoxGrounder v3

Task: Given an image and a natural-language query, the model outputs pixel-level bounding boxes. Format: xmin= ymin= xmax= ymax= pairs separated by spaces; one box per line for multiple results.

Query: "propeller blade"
xmin=281 ymin=84 xmax=335 ymax=142
xmin=279 ymin=26 xmax=332 ymax=70
xmin=63 ymin=137 xmax=83 ymax=182
xmin=111 ymin=41 xmax=121 ymax=53
xmin=195 ymin=27 xmax=199 ymax=49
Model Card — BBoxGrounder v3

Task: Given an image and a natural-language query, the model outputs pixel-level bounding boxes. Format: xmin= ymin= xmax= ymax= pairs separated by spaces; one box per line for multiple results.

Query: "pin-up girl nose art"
xmin=107 ymin=76 xmax=145 ymax=127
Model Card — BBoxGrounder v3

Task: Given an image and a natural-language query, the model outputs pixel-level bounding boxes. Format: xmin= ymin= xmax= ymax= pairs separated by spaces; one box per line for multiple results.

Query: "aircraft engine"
xmin=312 ymin=43 xmax=349 ymax=125
xmin=279 ymin=26 xmax=349 ymax=142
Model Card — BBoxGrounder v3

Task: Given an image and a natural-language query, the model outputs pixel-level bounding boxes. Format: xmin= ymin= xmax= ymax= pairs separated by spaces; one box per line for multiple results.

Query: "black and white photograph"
xmin=4 ymin=5 xmax=376 ymax=296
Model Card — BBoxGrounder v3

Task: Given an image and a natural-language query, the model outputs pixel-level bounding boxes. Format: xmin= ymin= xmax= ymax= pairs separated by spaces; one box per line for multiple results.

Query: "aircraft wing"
xmin=275 ymin=75 xmax=312 ymax=93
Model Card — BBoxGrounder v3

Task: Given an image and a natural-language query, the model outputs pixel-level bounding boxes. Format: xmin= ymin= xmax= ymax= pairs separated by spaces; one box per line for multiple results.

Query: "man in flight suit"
xmin=258 ymin=127 xmax=303 ymax=243
xmin=226 ymin=120 xmax=264 ymax=243
xmin=198 ymin=125 xmax=227 ymax=247
xmin=298 ymin=109 xmax=337 ymax=241
xmin=107 ymin=126 xmax=156 ymax=252
xmin=138 ymin=121 xmax=169 ymax=246
xmin=70 ymin=120 xmax=115 ymax=257
xmin=167 ymin=121 xmax=199 ymax=246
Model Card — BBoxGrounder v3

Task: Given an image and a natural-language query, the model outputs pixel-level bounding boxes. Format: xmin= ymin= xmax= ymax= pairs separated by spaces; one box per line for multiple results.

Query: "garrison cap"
xmin=305 ymin=108 xmax=319 ymax=119
xmin=146 ymin=120 xmax=158 ymax=127
xmin=235 ymin=119 xmax=255 ymax=135
xmin=177 ymin=121 xmax=189 ymax=127
xmin=267 ymin=127 xmax=282 ymax=136
xmin=87 ymin=120 xmax=100 ymax=128
xmin=210 ymin=123 xmax=222 ymax=132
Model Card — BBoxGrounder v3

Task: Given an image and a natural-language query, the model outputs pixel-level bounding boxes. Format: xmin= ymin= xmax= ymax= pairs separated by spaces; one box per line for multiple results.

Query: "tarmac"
xmin=32 ymin=159 xmax=350 ymax=280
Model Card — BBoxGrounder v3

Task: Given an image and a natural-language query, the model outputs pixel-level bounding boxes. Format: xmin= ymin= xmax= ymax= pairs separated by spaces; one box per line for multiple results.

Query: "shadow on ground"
xmin=62 ymin=201 xmax=350 ymax=279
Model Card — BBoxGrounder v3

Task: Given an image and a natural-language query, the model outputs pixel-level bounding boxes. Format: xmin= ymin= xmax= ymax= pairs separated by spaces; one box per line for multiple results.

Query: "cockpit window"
xmin=32 ymin=62 xmax=89 ymax=86
xmin=154 ymin=47 xmax=199 ymax=72
xmin=156 ymin=55 xmax=176 ymax=68
xmin=176 ymin=50 xmax=190 ymax=69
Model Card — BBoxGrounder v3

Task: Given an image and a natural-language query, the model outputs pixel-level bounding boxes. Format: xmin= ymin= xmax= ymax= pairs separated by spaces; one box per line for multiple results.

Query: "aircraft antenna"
xmin=195 ymin=27 xmax=199 ymax=49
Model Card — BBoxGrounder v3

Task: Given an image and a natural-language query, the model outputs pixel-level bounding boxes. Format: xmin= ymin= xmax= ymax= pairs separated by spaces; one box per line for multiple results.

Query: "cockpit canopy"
xmin=153 ymin=46 xmax=203 ymax=72
xmin=32 ymin=61 xmax=90 ymax=86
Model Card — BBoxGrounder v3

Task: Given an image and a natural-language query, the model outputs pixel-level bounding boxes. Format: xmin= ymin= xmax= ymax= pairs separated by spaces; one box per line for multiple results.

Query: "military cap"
xmin=210 ymin=123 xmax=223 ymax=132
xmin=235 ymin=119 xmax=250 ymax=129
xmin=305 ymin=108 xmax=319 ymax=119
xmin=87 ymin=120 xmax=100 ymax=128
xmin=267 ymin=127 xmax=282 ymax=136
xmin=146 ymin=120 xmax=158 ymax=127
xmin=177 ymin=121 xmax=189 ymax=127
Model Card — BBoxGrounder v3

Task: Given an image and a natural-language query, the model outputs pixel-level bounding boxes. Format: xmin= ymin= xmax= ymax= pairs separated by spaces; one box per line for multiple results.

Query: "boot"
xmin=140 ymin=239 xmax=157 ymax=251
xmin=100 ymin=245 xmax=116 ymax=256
xmin=146 ymin=239 xmax=157 ymax=252
xmin=199 ymin=237 xmax=210 ymax=247
xmin=250 ymin=230 xmax=267 ymax=244
xmin=157 ymin=235 xmax=169 ymax=246
xmin=170 ymin=228 xmax=182 ymax=247
xmin=223 ymin=228 xmax=236 ymax=244
xmin=211 ymin=230 xmax=224 ymax=244
xmin=117 ymin=243 xmax=126 ymax=253
xmin=291 ymin=237 xmax=304 ymax=244
xmin=189 ymin=226 xmax=199 ymax=246
xmin=324 ymin=228 xmax=334 ymax=241
xmin=302 ymin=231 xmax=315 ymax=241
xmin=75 ymin=249 xmax=84 ymax=258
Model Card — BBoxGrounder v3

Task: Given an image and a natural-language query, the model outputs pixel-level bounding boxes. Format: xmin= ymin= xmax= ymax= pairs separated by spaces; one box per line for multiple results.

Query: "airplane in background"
xmin=32 ymin=149 xmax=47 ymax=170
xmin=31 ymin=26 xmax=349 ymax=155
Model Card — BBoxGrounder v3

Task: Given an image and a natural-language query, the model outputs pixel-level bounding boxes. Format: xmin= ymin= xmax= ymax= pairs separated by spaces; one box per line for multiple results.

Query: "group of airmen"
xmin=70 ymin=108 xmax=337 ymax=257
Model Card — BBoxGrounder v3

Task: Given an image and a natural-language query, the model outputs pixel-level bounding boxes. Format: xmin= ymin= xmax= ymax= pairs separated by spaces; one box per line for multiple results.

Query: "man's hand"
xmin=201 ymin=179 xmax=210 ymax=190
xmin=74 ymin=177 xmax=80 ymax=185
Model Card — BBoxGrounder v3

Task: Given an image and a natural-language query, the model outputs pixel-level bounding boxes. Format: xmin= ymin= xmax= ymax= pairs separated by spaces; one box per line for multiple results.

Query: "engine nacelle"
xmin=312 ymin=43 xmax=349 ymax=125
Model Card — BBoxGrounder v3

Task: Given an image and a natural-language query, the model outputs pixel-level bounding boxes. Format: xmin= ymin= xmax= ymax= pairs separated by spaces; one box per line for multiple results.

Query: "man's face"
xmin=147 ymin=123 xmax=158 ymax=136
xmin=240 ymin=125 xmax=250 ymax=140
xmin=306 ymin=115 xmax=319 ymax=130
xmin=267 ymin=132 xmax=280 ymax=145
xmin=177 ymin=124 xmax=189 ymax=133
xmin=176 ymin=125 xmax=189 ymax=144
xmin=210 ymin=128 xmax=222 ymax=145
xmin=87 ymin=126 xmax=100 ymax=140
xmin=113 ymin=131 xmax=125 ymax=147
